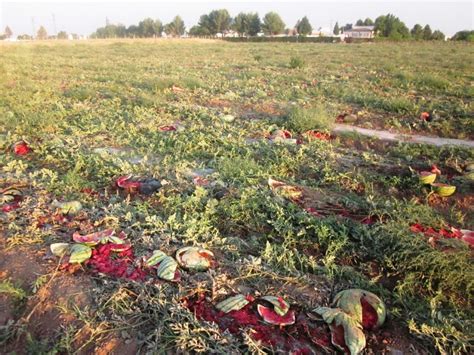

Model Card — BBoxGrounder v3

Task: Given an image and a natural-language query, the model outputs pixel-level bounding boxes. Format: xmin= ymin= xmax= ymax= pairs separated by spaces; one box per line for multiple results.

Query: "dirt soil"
xmin=0 ymin=235 xmax=134 ymax=354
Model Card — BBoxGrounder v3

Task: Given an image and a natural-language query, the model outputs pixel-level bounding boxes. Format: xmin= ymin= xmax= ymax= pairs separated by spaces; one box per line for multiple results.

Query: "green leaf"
xmin=216 ymin=294 xmax=249 ymax=313
xmin=50 ymin=243 xmax=71 ymax=257
xmin=69 ymin=244 xmax=92 ymax=263
xmin=1 ymin=194 xmax=15 ymax=204
xmin=0 ymin=188 xmax=21 ymax=204
xmin=2 ymin=188 xmax=21 ymax=196
xmin=261 ymin=295 xmax=290 ymax=316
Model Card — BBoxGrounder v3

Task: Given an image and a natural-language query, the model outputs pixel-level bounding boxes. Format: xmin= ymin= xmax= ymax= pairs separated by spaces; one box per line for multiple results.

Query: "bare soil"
xmin=0 ymin=235 xmax=134 ymax=354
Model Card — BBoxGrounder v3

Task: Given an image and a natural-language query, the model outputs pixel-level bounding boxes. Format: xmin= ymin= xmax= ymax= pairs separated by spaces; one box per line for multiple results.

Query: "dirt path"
xmin=333 ymin=124 xmax=474 ymax=148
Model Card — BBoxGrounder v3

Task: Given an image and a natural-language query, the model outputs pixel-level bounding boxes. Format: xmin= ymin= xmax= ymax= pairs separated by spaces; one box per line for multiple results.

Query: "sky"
xmin=1 ymin=1 xmax=472 ymax=37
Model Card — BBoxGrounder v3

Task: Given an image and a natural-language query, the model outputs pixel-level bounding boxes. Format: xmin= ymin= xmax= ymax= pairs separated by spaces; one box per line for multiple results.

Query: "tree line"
xmin=87 ymin=11 xmax=311 ymax=38
xmin=2 ymin=11 xmax=473 ymax=41
xmin=90 ymin=16 xmax=185 ymax=38
xmin=88 ymin=11 xmax=453 ymax=40
xmin=87 ymin=11 xmax=468 ymax=41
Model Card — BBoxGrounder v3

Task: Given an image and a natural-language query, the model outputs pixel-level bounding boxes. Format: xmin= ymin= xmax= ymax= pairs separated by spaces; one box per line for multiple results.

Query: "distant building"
xmin=344 ymin=26 xmax=375 ymax=39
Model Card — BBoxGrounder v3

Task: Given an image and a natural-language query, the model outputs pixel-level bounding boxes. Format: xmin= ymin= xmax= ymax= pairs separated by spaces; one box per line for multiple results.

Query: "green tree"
xmin=247 ymin=13 xmax=261 ymax=36
xmin=333 ymin=22 xmax=340 ymax=35
xmin=165 ymin=16 xmax=185 ymax=37
xmin=104 ymin=25 xmax=118 ymax=38
xmin=374 ymin=15 xmax=387 ymax=36
xmin=431 ymin=30 xmax=445 ymax=41
xmin=116 ymin=24 xmax=127 ymax=38
xmin=138 ymin=18 xmax=162 ymax=37
xmin=188 ymin=25 xmax=210 ymax=36
xmin=197 ymin=10 xmax=232 ymax=36
xmin=37 ymin=26 xmax=48 ymax=40
xmin=232 ymin=12 xmax=261 ymax=37
xmin=296 ymin=16 xmax=312 ymax=36
xmin=197 ymin=15 xmax=212 ymax=34
xmin=422 ymin=24 xmax=432 ymax=40
xmin=356 ymin=19 xmax=364 ymax=26
xmin=262 ymin=12 xmax=285 ymax=36
xmin=233 ymin=12 xmax=249 ymax=37
xmin=363 ymin=18 xmax=374 ymax=26
xmin=451 ymin=30 xmax=474 ymax=41
xmin=209 ymin=9 xmax=232 ymax=35
xmin=126 ymin=25 xmax=140 ymax=38
xmin=374 ymin=14 xmax=410 ymax=39
xmin=342 ymin=23 xmax=352 ymax=32
xmin=152 ymin=20 xmax=163 ymax=37
xmin=57 ymin=31 xmax=68 ymax=39
xmin=91 ymin=24 xmax=121 ymax=39
xmin=17 ymin=34 xmax=33 ymax=40
xmin=411 ymin=24 xmax=423 ymax=40
xmin=5 ymin=26 xmax=13 ymax=38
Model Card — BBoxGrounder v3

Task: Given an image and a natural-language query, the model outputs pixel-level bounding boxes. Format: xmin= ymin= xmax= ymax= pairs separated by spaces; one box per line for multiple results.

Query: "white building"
xmin=344 ymin=26 xmax=375 ymax=39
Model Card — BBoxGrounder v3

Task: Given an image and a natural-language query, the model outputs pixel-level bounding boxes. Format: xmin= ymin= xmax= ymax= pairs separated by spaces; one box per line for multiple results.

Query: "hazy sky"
xmin=1 ymin=1 xmax=472 ymax=37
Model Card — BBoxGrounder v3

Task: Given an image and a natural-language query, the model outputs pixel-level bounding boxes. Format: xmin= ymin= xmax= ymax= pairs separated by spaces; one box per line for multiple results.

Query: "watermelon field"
xmin=0 ymin=39 xmax=473 ymax=354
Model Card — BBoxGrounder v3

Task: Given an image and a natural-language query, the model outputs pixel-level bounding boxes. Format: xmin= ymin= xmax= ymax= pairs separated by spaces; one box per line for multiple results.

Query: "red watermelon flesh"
xmin=257 ymin=304 xmax=296 ymax=326
xmin=361 ymin=297 xmax=378 ymax=330
xmin=329 ymin=323 xmax=350 ymax=353
xmin=186 ymin=296 xmax=330 ymax=353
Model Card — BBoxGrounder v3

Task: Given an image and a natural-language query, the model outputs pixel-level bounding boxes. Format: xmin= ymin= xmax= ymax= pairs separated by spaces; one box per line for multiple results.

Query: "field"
xmin=1 ymin=39 xmax=473 ymax=354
